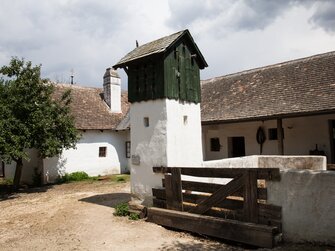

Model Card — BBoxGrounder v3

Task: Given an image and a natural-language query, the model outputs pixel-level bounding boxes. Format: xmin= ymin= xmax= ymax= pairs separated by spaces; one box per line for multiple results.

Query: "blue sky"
xmin=1 ymin=0 xmax=335 ymax=90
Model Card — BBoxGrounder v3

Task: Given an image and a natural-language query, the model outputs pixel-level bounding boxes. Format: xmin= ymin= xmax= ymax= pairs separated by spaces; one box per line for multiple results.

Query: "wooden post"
xmin=243 ymin=170 xmax=258 ymax=223
xmin=277 ymin=118 xmax=284 ymax=155
xmin=165 ymin=168 xmax=183 ymax=211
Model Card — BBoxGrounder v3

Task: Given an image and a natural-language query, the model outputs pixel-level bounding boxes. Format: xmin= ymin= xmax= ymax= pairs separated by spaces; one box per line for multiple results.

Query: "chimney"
xmin=103 ymin=67 xmax=121 ymax=113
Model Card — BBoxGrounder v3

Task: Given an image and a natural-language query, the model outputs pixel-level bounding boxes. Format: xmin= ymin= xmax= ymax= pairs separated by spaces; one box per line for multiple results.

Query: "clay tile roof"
xmin=201 ymin=51 xmax=335 ymax=123
xmin=52 ymin=84 xmax=129 ymax=130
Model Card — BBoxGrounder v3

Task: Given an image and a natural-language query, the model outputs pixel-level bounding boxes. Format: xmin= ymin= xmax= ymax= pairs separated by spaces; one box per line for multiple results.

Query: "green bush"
xmin=128 ymin=212 xmax=140 ymax=220
xmin=114 ymin=203 xmax=139 ymax=220
xmin=114 ymin=203 xmax=129 ymax=216
xmin=59 ymin=171 xmax=90 ymax=183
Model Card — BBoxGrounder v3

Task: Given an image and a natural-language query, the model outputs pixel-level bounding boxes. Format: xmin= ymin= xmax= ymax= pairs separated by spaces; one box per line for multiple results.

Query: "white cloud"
xmin=0 ymin=0 xmax=334 ymax=89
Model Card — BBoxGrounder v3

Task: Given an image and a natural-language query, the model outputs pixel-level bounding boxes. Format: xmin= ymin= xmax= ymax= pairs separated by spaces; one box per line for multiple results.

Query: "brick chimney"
xmin=103 ymin=67 xmax=121 ymax=113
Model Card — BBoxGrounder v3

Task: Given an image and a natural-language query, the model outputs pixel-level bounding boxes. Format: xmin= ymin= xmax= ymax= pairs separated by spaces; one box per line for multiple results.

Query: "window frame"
xmin=99 ymin=146 xmax=107 ymax=157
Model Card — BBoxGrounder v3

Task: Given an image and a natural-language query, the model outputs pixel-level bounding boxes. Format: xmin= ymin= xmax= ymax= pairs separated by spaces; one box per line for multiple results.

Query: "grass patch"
xmin=58 ymin=171 xmax=97 ymax=183
xmin=109 ymin=174 xmax=130 ymax=183
xmin=114 ymin=202 xmax=139 ymax=220
xmin=58 ymin=173 xmax=129 ymax=184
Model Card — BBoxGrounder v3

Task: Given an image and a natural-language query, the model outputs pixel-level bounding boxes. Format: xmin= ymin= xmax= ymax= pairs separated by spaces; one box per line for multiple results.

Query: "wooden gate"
xmin=147 ymin=167 xmax=282 ymax=248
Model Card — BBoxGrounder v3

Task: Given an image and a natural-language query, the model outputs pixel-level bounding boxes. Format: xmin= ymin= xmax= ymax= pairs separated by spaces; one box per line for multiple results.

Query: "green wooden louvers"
xmin=115 ymin=29 xmax=207 ymax=104
xmin=127 ymin=39 xmax=201 ymax=103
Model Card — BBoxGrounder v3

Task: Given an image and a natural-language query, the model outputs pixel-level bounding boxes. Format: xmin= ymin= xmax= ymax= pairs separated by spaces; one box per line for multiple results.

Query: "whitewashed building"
xmin=2 ymin=68 xmax=130 ymax=184
xmin=201 ymin=51 xmax=335 ymax=167
xmin=2 ymin=31 xmax=335 ymax=186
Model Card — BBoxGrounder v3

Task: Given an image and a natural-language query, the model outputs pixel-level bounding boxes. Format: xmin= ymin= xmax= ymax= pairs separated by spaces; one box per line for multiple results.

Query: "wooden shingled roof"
xmin=201 ymin=51 xmax=335 ymax=124
xmin=114 ymin=29 xmax=208 ymax=69
xmin=52 ymin=84 xmax=129 ymax=130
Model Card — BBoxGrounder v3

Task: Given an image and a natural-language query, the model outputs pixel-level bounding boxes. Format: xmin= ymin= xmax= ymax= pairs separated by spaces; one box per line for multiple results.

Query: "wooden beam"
xmin=147 ymin=207 xmax=277 ymax=248
xmin=164 ymin=168 xmax=183 ymax=211
xmin=153 ymin=187 xmax=243 ymax=210
xmin=159 ymin=180 xmax=268 ymax=199
xmin=277 ymin=118 xmax=284 ymax=155
xmin=243 ymin=170 xmax=258 ymax=223
xmin=153 ymin=167 xmax=280 ymax=181
xmin=189 ymin=175 xmax=244 ymax=215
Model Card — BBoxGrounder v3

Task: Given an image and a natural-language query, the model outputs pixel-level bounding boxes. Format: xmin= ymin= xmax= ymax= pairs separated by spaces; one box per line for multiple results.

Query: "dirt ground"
xmin=0 ymin=180 xmax=333 ymax=251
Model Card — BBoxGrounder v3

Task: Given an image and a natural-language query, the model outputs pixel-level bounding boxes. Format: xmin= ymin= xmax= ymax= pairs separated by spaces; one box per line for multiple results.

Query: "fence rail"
xmin=148 ymin=166 xmax=282 ymax=248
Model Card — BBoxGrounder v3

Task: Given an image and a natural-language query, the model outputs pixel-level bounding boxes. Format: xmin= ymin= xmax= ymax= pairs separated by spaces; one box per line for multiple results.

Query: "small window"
xmin=125 ymin=141 xmax=131 ymax=158
xmin=99 ymin=147 xmax=107 ymax=157
xmin=268 ymin=128 xmax=284 ymax=140
xmin=183 ymin=115 xmax=188 ymax=125
xmin=210 ymin=138 xmax=221 ymax=152
xmin=0 ymin=161 xmax=4 ymax=177
xmin=144 ymin=117 xmax=149 ymax=127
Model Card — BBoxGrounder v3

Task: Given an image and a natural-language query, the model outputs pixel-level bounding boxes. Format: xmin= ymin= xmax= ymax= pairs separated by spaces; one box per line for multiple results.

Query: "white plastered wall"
xmin=267 ymin=169 xmax=335 ymax=244
xmin=203 ymin=114 xmax=335 ymax=162
xmin=43 ymin=130 xmax=128 ymax=183
xmin=130 ymin=99 xmax=203 ymax=202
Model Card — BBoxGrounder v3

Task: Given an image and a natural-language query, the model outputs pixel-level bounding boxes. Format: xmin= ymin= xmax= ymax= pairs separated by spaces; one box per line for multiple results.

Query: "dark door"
xmin=232 ymin=137 xmax=246 ymax=157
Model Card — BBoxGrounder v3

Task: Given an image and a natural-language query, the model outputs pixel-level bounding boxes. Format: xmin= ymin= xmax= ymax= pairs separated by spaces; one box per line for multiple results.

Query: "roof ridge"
xmin=136 ymin=30 xmax=186 ymax=49
xmin=53 ymin=83 xmax=101 ymax=90
xmin=202 ymin=50 xmax=335 ymax=84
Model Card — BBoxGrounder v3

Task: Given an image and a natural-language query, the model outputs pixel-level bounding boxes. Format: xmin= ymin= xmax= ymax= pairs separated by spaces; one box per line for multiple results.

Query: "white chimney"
xmin=103 ymin=67 xmax=121 ymax=113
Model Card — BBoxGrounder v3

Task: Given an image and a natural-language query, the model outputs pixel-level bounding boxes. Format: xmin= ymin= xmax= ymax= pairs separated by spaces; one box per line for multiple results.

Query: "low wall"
xmin=267 ymin=169 xmax=335 ymax=244
xmin=203 ymin=155 xmax=326 ymax=170
xmin=203 ymin=155 xmax=333 ymax=244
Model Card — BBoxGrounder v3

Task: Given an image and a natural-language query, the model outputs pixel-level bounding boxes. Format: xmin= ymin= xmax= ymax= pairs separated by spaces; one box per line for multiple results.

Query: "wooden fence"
xmin=147 ymin=167 xmax=282 ymax=248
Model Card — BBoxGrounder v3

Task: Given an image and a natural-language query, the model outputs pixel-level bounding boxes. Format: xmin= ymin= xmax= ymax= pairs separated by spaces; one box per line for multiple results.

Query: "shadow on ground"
xmin=158 ymin=240 xmax=335 ymax=251
xmin=158 ymin=240 xmax=247 ymax=251
xmin=0 ymin=184 xmax=53 ymax=201
xmin=79 ymin=193 xmax=131 ymax=208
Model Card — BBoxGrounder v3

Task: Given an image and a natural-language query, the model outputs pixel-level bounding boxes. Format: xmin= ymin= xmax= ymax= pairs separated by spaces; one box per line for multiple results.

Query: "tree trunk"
xmin=13 ymin=157 xmax=23 ymax=190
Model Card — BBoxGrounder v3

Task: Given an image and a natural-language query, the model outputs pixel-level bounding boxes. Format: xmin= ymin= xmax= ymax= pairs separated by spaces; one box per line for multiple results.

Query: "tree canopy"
xmin=0 ymin=57 xmax=80 ymax=187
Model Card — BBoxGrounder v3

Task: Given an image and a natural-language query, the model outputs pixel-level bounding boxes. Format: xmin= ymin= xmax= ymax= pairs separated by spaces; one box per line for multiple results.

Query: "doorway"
xmin=228 ymin=137 xmax=246 ymax=158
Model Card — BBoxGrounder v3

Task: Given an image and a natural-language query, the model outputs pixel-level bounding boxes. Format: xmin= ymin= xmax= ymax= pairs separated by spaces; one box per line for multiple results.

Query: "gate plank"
xmin=147 ymin=207 xmax=277 ymax=248
xmin=153 ymin=167 xmax=280 ymax=180
xmin=164 ymin=168 xmax=183 ymax=211
xmin=243 ymin=170 xmax=259 ymax=223
xmin=189 ymin=175 xmax=244 ymax=215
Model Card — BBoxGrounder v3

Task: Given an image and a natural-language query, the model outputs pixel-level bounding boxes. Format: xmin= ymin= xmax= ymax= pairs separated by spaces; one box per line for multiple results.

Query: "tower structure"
xmin=114 ymin=30 xmax=208 ymax=203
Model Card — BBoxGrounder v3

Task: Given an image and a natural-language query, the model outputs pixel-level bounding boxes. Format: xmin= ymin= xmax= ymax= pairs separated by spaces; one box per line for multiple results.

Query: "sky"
xmin=1 ymin=0 xmax=335 ymax=90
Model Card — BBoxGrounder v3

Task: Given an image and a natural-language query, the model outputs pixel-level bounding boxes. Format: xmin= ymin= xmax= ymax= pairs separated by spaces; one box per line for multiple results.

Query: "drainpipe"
xmin=277 ymin=118 xmax=284 ymax=155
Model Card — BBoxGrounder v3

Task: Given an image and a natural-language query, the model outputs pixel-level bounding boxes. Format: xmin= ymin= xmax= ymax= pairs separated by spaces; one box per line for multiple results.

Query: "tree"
xmin=0 ymin=57 xmax=80 ymax=188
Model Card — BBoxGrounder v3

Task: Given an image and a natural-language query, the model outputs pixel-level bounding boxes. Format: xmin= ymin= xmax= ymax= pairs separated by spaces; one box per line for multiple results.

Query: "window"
xmin=268 ymin=128 xmax=284 ymax=140
xmin=125 ymin=141 xmax=131 ymax=158
xmin=0 ymin=161 xmax=4 ymax=177
xmin=210 ymin=137 xmax=221 ymax=152
xmin=144 ymin=117 xmax=149 ymax=127
xmin=99 ymin=147 xmax=107 ymax=157
xmin=183 ymin=115 xmax=188 ymax=125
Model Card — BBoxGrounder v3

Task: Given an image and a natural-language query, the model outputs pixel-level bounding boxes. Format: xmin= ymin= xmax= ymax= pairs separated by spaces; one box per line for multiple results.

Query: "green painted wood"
xmin=127 ymin=37 xmax=201 ymax=103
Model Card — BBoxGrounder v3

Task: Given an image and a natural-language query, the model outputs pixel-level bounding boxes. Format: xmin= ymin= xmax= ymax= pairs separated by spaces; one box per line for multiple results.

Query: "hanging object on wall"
xmin=256 ymin=127 xmax=266 ymax=154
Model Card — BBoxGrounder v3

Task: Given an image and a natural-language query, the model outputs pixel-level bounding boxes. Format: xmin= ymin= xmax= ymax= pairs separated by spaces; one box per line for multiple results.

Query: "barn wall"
xmin=43 ymin=130 xmax=129 ymax=183
xmin=203 ymin=114 xmax=335 ymax=162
